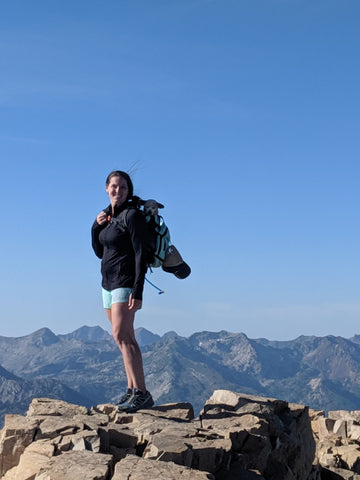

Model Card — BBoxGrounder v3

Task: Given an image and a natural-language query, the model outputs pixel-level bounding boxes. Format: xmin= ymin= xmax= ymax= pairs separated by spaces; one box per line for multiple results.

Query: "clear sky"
xmin=1 ymin=0 xmax=359 ymax=341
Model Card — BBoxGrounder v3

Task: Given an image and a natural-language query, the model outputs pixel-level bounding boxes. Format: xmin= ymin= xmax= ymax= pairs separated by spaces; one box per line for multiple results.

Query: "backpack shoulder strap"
xmin=110 ymin=207 xmax=134 ymax=231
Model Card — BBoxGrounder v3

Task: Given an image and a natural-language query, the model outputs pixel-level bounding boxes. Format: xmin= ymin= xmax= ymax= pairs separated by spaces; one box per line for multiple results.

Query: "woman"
xmin=91 ymin=170 xmax=154 ymax=413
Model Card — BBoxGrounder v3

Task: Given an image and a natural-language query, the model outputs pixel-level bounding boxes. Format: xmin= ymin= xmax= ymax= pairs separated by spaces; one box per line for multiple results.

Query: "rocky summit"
xmin=1 ymin=390 xmax=360 ymax=479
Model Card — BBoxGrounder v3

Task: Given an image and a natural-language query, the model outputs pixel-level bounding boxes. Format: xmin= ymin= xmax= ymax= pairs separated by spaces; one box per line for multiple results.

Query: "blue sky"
xmin=1 ymin=0 xmax=359 ymax=340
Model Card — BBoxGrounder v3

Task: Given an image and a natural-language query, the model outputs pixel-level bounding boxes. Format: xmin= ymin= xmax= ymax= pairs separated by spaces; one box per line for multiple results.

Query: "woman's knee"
xmin=110 ymin=305 xmax=135 ymax=340
xmin=112 ymin=326 xmax=136 ymax=347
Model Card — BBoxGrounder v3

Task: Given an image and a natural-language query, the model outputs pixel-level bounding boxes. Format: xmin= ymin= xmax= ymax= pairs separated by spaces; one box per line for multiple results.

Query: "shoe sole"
xmin=121 ymin=398 xmax=154 ymax=413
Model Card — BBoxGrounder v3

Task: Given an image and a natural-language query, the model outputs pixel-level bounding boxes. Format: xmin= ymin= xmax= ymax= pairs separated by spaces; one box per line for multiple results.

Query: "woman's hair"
xmin=105 ymin=170 xmax=134 ymax=199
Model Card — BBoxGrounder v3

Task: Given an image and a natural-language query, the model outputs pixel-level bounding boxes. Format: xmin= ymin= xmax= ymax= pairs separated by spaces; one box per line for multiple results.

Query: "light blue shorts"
xmin=102 ymin=287 xmax=132 ymax=309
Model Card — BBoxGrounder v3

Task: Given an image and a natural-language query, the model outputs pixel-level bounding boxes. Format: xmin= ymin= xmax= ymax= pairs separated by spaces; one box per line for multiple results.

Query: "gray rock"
xmin=0 ymin=414 xmax=39 ymax=476
xmin=27 ymin=398 xmax=88 ymax=417
xmin=202 ymin=390 xmax=315 ymax=479
xmin=143 ymin=432 xmax=193 ymax=466
xmin=113 ymin=454 xmax=215 ymax=479
xmin=34 ymin=450 xmax=113 ymax=480
xmin=144 ymin=402 xmax=194 ymax=421
xmin=2 ymin=440 xmax=55 ymax=480
xmin=99 ymin=424 xmax=139 ymax=449
xmin=33 ymin=416 xmax=83 ymax=440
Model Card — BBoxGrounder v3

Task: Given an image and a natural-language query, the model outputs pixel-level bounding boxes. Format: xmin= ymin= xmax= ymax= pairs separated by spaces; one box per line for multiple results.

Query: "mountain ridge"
xmin=1 ymin=325 xmax=360 ymax=427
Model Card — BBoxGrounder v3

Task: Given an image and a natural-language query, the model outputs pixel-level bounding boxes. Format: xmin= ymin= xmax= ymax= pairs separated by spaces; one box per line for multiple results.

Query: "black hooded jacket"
xmin=91 ymin=202 xmax=148 ymax=300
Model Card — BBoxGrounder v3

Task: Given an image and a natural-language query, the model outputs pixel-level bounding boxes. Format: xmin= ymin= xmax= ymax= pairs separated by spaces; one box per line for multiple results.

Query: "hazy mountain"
xmin=133 ymin=327 xmax=161 ymax=346
xmin=2 ymin=326 xmax=360 ymax=427
xmin=349 ymin=334 xmax=360 ymax=346
xmin=59 ymin=325 xmax=112 ymax=342
xmin=0 ymin=362 xmax=89 ymax=427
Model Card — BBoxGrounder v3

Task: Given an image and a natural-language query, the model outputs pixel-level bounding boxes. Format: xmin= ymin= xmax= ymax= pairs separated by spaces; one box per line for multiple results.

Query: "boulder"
xmin=334 ymin=420 xmax=348 ymax=438
xmin=35 ymin=450 xmax=113 ymax=480
xmin=350 ymin=425 xmax=360 ymax=442
xmin=62 ymin=429 xmax=101 ymax=452
xmin=143 ymin=432 xmax=193 ymax=466
xmin=204 ymin=390 xmax=287 ymax=414
xmin=202 ymin=390 xmax=315 ymax=479
xmin=99 ymin=424 xmax=139 ymax=449
xmin=185 ymin=436 xmax=232 ymax=473
xmin=34 ymin=415 xmax=84 ymax=440
xmin=332 ymin=445 xmax=360 ymax=473
xmin=113 ymin=454 xmax=215 ymax=479
xmin=144 ymin=402 xmax=194 ymax=421
xmin=2 ymin=440 xmax=55 ymax=480
xmin=27 ymin=398 xmax=88 ymax=417
xmin=0 ymin=414 xmax=39 ymax=476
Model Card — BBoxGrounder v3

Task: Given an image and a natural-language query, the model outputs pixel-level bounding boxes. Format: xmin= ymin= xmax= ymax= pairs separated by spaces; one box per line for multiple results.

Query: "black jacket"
xmin=91 ymin=203 xmax=148 ymax=300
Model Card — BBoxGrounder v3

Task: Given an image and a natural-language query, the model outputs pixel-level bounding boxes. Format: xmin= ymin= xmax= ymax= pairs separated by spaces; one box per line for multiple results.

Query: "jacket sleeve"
xmin=91 ymin=220 xmax=106 ymax=259
xmin=91 ymin=206 xmax=111 ymax=259
xmin=126 ymin=209 xmax=148 ymax=300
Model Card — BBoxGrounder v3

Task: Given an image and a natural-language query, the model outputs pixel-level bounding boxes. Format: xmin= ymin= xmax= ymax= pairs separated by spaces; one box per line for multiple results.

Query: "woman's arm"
xmin=91 ymin=210 xmax=108 ymax=258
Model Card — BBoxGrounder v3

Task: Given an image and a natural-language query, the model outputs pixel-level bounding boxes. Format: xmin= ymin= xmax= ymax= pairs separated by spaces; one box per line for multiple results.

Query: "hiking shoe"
xmin=119 ymin=389 xmax=154 ymax=413
xmin=116 ymin=389 xmax=132 ymax=410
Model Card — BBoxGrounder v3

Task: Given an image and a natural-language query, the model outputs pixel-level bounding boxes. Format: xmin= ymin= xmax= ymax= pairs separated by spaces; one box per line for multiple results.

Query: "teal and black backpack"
xmin=111 ymin=197 xmax=190 ymax=279
xmin=143 ymin=213 xmax=171 ymax=268
xmin=110 ymin=200 xmax=170 ymax=270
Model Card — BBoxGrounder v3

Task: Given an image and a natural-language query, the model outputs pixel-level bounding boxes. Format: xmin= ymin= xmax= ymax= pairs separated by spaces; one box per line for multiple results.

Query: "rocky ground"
xmin=1 ymin=390 xmax=360 ymax=479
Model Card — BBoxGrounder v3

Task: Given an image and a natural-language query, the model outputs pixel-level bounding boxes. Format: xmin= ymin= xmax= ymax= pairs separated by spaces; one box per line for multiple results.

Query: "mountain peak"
xmin=135 ymin=328 xmax=161 ymax=346
xmin=26 ymin=328 xmax=59 ymax=347
xmin=60 ymin=326 xmax=111 ymax=342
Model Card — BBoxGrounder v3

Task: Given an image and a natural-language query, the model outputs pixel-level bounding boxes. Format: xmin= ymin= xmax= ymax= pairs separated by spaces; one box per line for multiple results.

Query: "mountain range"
xmin=1 ymin=326 xmax=360 ymax=427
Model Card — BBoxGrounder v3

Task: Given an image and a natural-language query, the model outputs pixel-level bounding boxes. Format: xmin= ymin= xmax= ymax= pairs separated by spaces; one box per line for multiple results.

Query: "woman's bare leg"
xmin=105 ymin=308 xmax=133 ymax=390
xmin=105 ymin=308 xmax=112 ymax=323
xmin=107 ymin=303 xmax=146 ymax=393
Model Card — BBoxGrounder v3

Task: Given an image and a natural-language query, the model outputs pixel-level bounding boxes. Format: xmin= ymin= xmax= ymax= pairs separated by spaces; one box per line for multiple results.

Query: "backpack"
xmin=110 ymin=198 xmax=191 ymax=280
xmin=144 ymin=214 xmax=171 ymax=268
xmin=110 ymin=203 xmax=170 ymax=270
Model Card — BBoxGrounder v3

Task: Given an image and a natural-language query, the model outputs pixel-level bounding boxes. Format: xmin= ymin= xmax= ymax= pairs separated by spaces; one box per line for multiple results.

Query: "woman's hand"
xmin=96 ymin=211 xmax=108 ymax=225
xmin=128 ymin=294 xmax=142 ymax=311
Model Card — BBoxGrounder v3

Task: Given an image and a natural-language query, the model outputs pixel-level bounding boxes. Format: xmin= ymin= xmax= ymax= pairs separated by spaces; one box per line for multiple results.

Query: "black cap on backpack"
xmin=162 ymin=261 xmax=191 ymax=279
xmin=162 ymin=245 xmax=191 ymax=279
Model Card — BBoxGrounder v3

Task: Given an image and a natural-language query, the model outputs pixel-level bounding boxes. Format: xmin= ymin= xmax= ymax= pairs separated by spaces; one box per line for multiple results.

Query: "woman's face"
xmin=106 ymin=175 xmax=129 ymax=207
